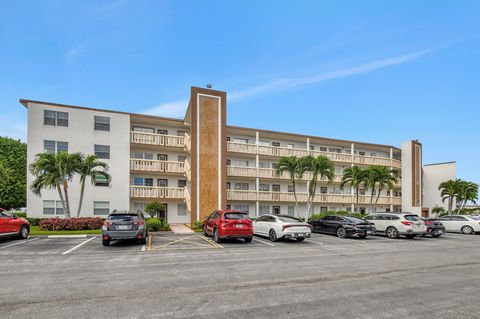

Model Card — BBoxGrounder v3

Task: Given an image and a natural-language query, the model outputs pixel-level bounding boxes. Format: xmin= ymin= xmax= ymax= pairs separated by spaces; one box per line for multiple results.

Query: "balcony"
xmin=130 ymin=186 xmax=185 ymax=199
xmin=130 ymin=132 xmax=185 ymax=148
xmin=227 ymin=141 xmax=402 ymax=169
xmin=227 ymin=166 xmax=342 ymax=182
xmin=227 ymin=190 xmax=401 ymax=205
xmin=130 ymin=159 xmax=185 ymax=174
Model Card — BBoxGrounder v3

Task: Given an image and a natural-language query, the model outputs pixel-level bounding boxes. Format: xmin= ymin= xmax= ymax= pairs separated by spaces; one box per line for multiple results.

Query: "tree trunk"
xmin=77 ymin=178 xmax=86 ymax=218
xmin=374 ymin=188 xmax=382 ymax=212
xmin=292 ymin=179 xmax=300 ymax=218
xmin=56 ymin=182 xmax=68 ymax=218
xmin=62 ymin=180 xmax=71 ymax=218
xmin=356 ymin=186 xmax=360 ymax=213
xmin=369 ymin=189 xmax=375 ymax=214
xmin=448 ymin=197 xmax=453 ymax=214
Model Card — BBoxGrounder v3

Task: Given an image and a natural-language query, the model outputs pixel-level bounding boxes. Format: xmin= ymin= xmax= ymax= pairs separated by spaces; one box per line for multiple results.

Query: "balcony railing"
xmin=227 ymin=190 xmax=401 ymax=205
xmin=130 ymin=186 xmax=185 ymax=199
xmin=227 ymin=141 xmax=402 ymax=169
xmin=130 ymin=159 xmax=185 ymax=174
xmin=130 ymin=132 xmax=185 ymax=147
xmin=227 ymin=166 xmax=342 ymax=182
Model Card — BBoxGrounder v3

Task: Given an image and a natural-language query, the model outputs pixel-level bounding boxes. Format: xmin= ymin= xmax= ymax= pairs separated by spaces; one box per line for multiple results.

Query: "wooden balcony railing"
xmin=130 ymin=159 xmax=185 ymax=174
xmin=130 ymin=132 xmax=185 ymax=147
xmin=130 ymin=186 xmax=185 ymax=199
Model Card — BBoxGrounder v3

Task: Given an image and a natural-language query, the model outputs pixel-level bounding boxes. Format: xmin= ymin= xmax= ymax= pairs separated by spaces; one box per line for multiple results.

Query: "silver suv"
xmin=102 ymin=211 xmax=148 ymax=246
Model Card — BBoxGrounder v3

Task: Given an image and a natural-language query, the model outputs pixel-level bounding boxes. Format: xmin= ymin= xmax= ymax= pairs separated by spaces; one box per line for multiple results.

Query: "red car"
xmin=0 ymin=208 xmax=30 ymax=240
xmin=203 ymin=210 xmax=253 ymax=243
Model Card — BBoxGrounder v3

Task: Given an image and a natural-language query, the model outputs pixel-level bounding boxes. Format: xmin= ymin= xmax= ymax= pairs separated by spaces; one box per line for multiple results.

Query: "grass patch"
xmin=29 ymin=226 xmax=101 ymax=236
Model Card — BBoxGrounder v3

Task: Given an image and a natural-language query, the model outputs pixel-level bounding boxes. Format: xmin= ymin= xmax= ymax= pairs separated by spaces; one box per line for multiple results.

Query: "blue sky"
xmin=1 ymin=1 xmax=479 ymax=183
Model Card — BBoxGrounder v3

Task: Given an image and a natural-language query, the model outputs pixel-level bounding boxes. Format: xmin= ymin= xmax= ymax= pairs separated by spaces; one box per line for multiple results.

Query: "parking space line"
xmin=253 ymin=238 xmax=275 ymax=246
xmin=198 ymin=235 xmax=223 ymax=248
xmin=0 ymin=237 xmax=39 ymax=250
xmin=141 ymin=244 xmax=146 ymax=252
xmin=305 ymin=239 xmax=324 ymax=245
xmin=61 ymin=237 xmax=96 ymax=255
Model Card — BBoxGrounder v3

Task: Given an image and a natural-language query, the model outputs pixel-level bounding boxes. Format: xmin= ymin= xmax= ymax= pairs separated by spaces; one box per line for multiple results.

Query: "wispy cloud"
xmin=143 ymin=47 xmax=439 ymax=117
xmin=229 ymin=48 xmax=437 ymax=100
xmin=65 ymin=42 xmax=88 ymax=64
xmin=142 ymin=99 xmax=189 ymax=118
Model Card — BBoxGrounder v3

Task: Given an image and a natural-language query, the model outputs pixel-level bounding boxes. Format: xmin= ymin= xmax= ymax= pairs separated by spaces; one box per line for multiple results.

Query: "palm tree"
xmin=363 ymin=166 xmax=380 ymax=213
xmin=76 ymin=154 xmax=111 ymax=218
xmin=340 ymin=165 xmax=367 ymax=213
xmin=300 ymin=156 xmax=335 ymax=221
xmin=439 ymin=179 xmax=461 ymax=214
xmin=374 ymin=167 xmax=400 ymax=210
xmin=457 ymin=180 xmax=478 ymax=210
xmin=29 ymin=152 xmax=81 ymax=218
xmin=276 ymin=156 xmax=305 ymax=217
xmin=431 ymin=206 xmax=446 ymax=218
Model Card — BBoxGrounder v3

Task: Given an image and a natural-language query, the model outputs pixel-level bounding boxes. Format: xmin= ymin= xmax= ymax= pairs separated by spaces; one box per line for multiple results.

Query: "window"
xmin=133 ymin=203 xmax=146 ymax=212
xmin=309 ymin=145 xmax=315 ymax=150
xmin=359 ymin=152 xmax=366 ymax=156
xmin=44 ymin=110 xmax=68 ymax=126
xmin=177 ymin=131 xmax=187 ymax=136
xmin=93 ymin=201 xmax=109 ymax=215
xmin=94 ymin=116 xmax=110 ymax=131
xmin=287 ymin=185 xmax=294 ymax=193
xmin=259 ymin=184 xmax=270 ymax=191
xmin=320 ymin=187 xmax=328 ymax=194
xmin=272 ymin=142 xmax=280 ymax=147
xmin=320 ymin=207 xmax=327 ymax=212
xmin=94 ymin=174 xmax=110 ymax=187
xmin=259 ymin=161 xmax=269 ymax=168
xmin=233 ymin=204 xmax=249 ymax=214
xmin=272 ymin=184 xmax=280 ymax=192
xmin=226 ymin=137 xmax=231 ymax=142
xmin=287 ymin=144 xmax=294 ymax=148
xmin=44 ymin=140 xmax=68 ymax=153
xmin=158 ymin=129 xmax=168 ymax=135
xmin=233 ymin=160 xmax=249 ymax=167
xmin=287 ymin=206 xmax=294 ymax=216
xmin=94 ymin=144 xmax=110 ymax=159
xmin=370 ymin=153 xmax=376 ymax=157
xmin=226 ymin=204 xmax=231 ymax=210
xmin=157 ymin=179 xmax=168 ymax=187
xmin=178 ymin=204 xmax=187 ymax=216
xmin=359 ymin=189 xmax=366 ymax=195
xmin=320 ymin=147 xmax=328 ymax=152
xmin=43 ymin=200 xmax=64 ymax=215
xmin=234 ymin=183 xmax=249 ymax=190
xmin=226 ymin=159 xmax=231 ymax=166
xmin=132 ymin=152 xmax=153 ymax=160
xmin=359 ymin=207 xmax=366 ymax=214
xmin=134 ymin=177 xmax=153 ymax=186
xmin=132 ymin=126 xmax=154 ymax=133
xmin=157 ymin=154 xmax=168 ymax=161
xmin=226 ymin=182 xmax=231 ymax=190
xmin=258 ymin=141 xmax=270 ymax=146
xmin=233 ymin=138 xmax=248 ymax=144
xmin=259 ymin=205 xmax=270 ymax=215
xmin=330 ymin=148 xmax=341 ymax=153
xmin=178 ymin=155 xmax=186 ymax=162
xmin=178 ymin=180 xmax=186 ymax=188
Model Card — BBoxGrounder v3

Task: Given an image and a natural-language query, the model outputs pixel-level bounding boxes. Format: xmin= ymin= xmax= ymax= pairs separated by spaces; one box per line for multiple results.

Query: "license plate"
xmin=295 ymin=233 xmax=305 ymax=237
xmin=118 ymin=225 xmax=130 ymax=230
xmin=436 ymin=230 xmax=443 ymax=234
xmin=367 ymin=231 xmax=375 ymax=235
xmin=235 ymin=224 xmax=242 ymax=229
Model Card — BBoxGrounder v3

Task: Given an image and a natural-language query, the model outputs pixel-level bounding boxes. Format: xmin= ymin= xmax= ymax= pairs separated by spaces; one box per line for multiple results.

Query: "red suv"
xmin=0 ymin=208 xmax=30 ymax=240
xmin=203 ymin=210 xmax=253 ymax=243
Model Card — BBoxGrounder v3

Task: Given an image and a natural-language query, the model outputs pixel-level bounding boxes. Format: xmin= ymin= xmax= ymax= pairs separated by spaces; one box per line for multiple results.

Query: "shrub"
xmin=39 ymin=217 xmax=104 ymax=231
xmin=12 ymin=212 xmax=27 ymax=218
xmin=191 ymin=220 xmax=203 ymax=231
xmin=147 ymin=218 xmax=162 ymax=231
xmin=26 ymin=217 xmax=44 ymax=226
xmin=161 ymin=221 xmax=170 ymax=231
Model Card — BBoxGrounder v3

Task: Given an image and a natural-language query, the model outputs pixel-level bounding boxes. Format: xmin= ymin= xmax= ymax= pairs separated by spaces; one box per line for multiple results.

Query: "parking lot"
xmin=1 ymin=232 xmax=480 ymax=318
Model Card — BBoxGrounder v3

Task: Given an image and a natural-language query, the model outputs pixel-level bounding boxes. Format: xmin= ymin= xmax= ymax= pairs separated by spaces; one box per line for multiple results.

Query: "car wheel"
xmin=432 ymin=233 xmax=442 ymax=238
xmin=461 ymin=226 xmax=474 ymax=235
xmin=269 ymin=229 xmax=278 ymax=242
xmin=213 ymin=228 xmax=222 ymax=243
xmin=336 ymin=227 xmax=346 ymax=238
xmin=296 ymin=237 xmax=305 ymax=242
xmin=18 ymin=225 xmax=29 ymax=239
xmin=102 ymin=239 xmax=110 ymax=246
xmin=244 ymin=237 xmax=252 ymax=243
xmin=386 ymin=227 xmax=399 ymax=239
xmin=203 ymin=226 xmax=209 ymax=237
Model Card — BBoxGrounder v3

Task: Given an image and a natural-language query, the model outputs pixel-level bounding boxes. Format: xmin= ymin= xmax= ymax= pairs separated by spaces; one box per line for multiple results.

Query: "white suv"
xmin=364 ymin=213 xmax=427 ymax=239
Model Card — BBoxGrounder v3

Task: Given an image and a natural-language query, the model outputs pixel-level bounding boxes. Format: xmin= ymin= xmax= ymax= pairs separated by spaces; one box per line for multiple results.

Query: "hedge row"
xmin=147 ymin=218 xmax=169 ymax=231
xmin=39 ymin=217 xmax=104 ymax=231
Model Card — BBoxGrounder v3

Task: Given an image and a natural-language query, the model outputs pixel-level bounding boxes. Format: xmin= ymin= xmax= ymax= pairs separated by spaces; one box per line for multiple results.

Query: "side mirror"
xmin=13 ymin=215 xmax=18 ymax=219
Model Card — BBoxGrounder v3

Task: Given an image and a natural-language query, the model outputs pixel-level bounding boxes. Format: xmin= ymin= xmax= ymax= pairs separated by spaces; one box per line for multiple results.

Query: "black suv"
xmin=102 ymin=211 xmax=148 ymax=246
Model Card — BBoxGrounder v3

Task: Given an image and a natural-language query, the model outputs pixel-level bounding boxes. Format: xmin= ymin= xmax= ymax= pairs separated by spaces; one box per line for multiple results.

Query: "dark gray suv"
xmin=102 ymin=211 xmax=148 ymax=246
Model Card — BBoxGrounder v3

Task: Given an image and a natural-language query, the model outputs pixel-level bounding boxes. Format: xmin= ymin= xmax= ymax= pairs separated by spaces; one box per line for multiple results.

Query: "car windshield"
xmin=224 ymin=213 xmax=249 ymax=220
xmin=277 ymin=216 xmax=303 ymax=223
xmin=404 ymin=215 xmax=421 ymax=221
xmin=108 ymin=214 xmax=138 ymax=221
xmin=344 ymin=217 xmax=365 ymax=223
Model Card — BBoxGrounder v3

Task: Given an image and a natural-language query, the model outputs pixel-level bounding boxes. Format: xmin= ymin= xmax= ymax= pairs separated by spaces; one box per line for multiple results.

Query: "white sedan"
xmin=438 ymin=215 xmax=480 ymax=234
xmin=253 ymin=214 xmax=312 ymax=242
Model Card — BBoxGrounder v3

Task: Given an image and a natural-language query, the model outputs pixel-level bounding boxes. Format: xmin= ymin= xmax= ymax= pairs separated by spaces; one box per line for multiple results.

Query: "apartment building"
xmin=21 ymin=86 xmax=452 ymax=223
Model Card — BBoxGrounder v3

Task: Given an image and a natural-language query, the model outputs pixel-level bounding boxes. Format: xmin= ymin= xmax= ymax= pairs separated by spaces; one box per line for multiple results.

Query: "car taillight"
xmin=282 ymin=224 xmax=292 ymax=231
xmin=401 ymin=221 xmax=412 ymax=226
xmin=424 ymin=221 xmax=432 ymax=225
xmin=134 ymin=220 xmax=145 ymax=226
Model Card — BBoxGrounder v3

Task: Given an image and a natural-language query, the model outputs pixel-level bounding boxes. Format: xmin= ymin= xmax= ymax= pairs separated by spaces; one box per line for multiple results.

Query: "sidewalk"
xmin=169 ymin=224 xmax=195 ymax=234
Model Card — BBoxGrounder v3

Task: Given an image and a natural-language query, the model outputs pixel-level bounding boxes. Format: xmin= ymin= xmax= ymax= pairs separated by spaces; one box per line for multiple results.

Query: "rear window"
xmin=404 ymin=215 xmax=421 ymax=221
xmin=278 ymin=216 xmax=303 ymax=222
xmin=108 ymin=214 xmax=138 ymax=221
xmin=224 ymin=213 xmax=249 ymax=220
